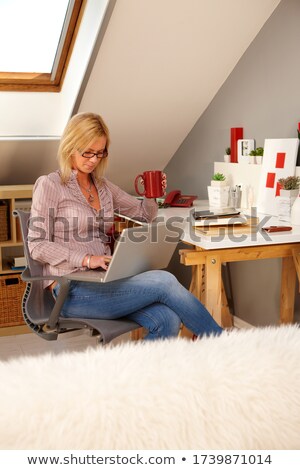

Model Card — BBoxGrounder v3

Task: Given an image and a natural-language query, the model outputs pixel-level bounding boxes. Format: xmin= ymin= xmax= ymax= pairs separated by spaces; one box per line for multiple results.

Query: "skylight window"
xmin=0 ymin=0 xmax=84 ymax=92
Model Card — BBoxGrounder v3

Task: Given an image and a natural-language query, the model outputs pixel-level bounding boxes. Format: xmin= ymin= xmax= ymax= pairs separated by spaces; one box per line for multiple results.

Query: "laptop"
xmin=64 ymin=223 xmax=182 ymax=283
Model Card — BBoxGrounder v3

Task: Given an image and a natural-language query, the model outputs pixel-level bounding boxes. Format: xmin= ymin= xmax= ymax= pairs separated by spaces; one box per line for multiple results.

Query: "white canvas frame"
xmin=257 ymin=138 xmax=299 ymax=215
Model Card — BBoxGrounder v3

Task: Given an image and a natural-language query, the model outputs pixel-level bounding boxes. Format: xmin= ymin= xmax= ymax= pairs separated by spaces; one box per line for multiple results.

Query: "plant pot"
xmin=277 ymin=189 xmax=299 ymax=222
xmin=248 ymin=155 xmax=256 ymax=164
xmin=224 ymin=155 xmax=231 ymax=163
xmin=256 ymin=155 xmax=263 ymax=165
xmin=279 ymin=189 xmax=299 ymax=198
xmin=207 ymin=186 xmax=230 ymax=207
xmin=211 ymin=180 xmax=227 ymax=187
xmin=291 ymin=195 xmax=300 ymax=225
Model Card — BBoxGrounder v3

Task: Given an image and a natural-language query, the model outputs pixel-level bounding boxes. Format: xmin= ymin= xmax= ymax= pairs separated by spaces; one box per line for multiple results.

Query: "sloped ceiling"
xmin=78 ymin=0 xmax=281 ymax=193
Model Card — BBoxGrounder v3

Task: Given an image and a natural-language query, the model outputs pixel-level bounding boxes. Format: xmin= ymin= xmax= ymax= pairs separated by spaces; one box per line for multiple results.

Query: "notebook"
xmin=192 ymin=208 xmax=245 ymax=227
xmin=193 ymin=207 xmax=241 ymax=219
xmin=64 ymin=223 xmax=182 ymax=283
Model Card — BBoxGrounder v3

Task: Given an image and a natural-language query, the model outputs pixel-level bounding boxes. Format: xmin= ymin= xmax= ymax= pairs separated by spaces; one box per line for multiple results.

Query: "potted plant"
xmin=248 ymin=147 xmax=264 ymax=164
xmin=207 ymin=173 xmax=230 ymax=208
xmin=278 ymin=176 xmax=300 ymax=197
xmin=276 ymin=176 xmax=300 ymax=222
xmin=211 ymin=172 xmax=227 ymax=187
xmin=208 ymin=173 xmax=229 ymax=207
xmin=248 ymin=149 xmax=256 ymax=164
xmin=224 ymin=147 xmax=231 ymax=163
xmin=255 ymin=147 xmax=264 ymax=164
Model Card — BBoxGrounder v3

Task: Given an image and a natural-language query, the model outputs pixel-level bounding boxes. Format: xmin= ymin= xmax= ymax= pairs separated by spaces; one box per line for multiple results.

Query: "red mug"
xmin=135 ymin=170 xmax=165 ymax=198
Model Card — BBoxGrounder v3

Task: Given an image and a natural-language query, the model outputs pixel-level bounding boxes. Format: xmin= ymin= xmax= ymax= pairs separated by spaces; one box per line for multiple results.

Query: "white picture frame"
xmin=257 ymin=138 xmax=299 ymax=215
xmin=237 ymin=139 xmax=255 ymax=163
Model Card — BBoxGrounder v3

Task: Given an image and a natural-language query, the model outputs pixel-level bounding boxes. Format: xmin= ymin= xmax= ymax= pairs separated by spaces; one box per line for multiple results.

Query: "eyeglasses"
xmin=80 ymin=149 xmax=108 ymax=159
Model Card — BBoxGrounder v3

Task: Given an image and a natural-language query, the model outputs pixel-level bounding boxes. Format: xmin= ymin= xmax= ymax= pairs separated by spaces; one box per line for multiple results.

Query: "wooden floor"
xmin=2 ymin=312 xmax=298 ymax=362
xmin=0 ymin=327 xmax=131 ymax=362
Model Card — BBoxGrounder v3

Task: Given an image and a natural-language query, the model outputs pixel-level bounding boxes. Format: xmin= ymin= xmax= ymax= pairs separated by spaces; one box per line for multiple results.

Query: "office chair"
xmin=13 ymin=210 xmax=140 ymax=345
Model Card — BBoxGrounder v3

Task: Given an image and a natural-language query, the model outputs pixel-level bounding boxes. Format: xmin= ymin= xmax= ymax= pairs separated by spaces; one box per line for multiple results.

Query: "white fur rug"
xmin=1 ymin=326 xmax=300 ymax=450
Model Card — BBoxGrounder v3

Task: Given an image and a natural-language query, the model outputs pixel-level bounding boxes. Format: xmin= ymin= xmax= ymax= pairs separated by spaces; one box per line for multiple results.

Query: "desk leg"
xmin=189 ymin=264 xmax=205 ymax=301
xmin=292 ymin=249 xmax=300 ymax=292
xmin=204 ymin=255 xmax=222 ymax=326
xmin=221 ymin=282 xmax=233 ymax=328
xmin=181 ymin=264 xmax=205 ymax=339
xmin=280 ymin=257 xmax=296 ymax=324
xmin=204 ymin=256 xmax=233 ymax=328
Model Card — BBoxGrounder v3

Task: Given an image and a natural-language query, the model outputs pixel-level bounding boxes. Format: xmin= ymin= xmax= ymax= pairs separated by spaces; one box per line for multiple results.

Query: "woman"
xmin=28 ymin=112 xmax=223 ymax=340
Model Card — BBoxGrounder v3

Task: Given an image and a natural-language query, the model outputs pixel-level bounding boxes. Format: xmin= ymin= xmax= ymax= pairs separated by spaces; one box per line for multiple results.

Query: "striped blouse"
xmin=28 ymin=170 xmax=158 ymax=287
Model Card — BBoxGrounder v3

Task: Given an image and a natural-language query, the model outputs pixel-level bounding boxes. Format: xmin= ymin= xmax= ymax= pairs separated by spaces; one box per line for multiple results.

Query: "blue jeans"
xmin=53 ymin=270 xmax=223 ymax=340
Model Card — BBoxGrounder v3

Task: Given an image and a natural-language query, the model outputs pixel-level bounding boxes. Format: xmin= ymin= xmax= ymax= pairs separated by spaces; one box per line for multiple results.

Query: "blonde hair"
xmin=57 ymin=112 xmax=110 ymax=183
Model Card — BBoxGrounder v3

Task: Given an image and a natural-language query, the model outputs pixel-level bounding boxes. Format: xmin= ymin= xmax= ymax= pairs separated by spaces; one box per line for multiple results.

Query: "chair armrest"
xmin=46 ymin=279 xmax=72 ymax=330
xmin=21 ymin=267 xmax=71 ymax=331
xmin=21 ymin=267 xmax=64 ymax=283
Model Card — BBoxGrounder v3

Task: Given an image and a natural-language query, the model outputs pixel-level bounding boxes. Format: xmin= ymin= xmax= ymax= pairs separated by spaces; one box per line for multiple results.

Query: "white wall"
xmin=78 ymin=0 xmax=280 ymax=193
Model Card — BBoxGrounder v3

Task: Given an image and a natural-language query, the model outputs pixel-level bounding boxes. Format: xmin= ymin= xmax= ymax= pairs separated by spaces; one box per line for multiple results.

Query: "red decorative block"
xmin=230 ymin=127 xmax=243 ymax=163
xmin=266 ymin=172 xmax=275 ymax=188
xmin=275 ymin=182 xmax=281 ymax=197
xmin=276 ymin=152 xmax=286 ymax=168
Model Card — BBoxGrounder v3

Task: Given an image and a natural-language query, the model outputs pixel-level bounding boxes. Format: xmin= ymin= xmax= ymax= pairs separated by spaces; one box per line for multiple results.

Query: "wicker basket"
xmin=0 ymin=274 xmax=26 ymax=327
xmin=0 ymin=203 xmax=9 ymax=242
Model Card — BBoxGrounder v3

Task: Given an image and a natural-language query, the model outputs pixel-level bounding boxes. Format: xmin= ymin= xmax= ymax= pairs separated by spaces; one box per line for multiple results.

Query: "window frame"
xmin=0 ymin=0 xmax=85 ymax=93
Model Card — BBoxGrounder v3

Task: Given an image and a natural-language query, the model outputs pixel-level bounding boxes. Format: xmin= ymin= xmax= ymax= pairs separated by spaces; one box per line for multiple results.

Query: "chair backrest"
xmin=13 ymin=209 xmax=55 ymax=325
xmin=15 ymin=210 xmax=42 ymax=277
xmin=13 ymin=209 xmax=140 ymax=343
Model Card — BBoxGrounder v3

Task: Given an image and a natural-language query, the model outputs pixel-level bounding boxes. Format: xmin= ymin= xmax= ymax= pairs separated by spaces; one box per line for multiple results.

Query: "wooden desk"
xmin=157 ymin=205 xmax=300 ymax=329
xmin=180 ymin=242 xmax=300 ymax=328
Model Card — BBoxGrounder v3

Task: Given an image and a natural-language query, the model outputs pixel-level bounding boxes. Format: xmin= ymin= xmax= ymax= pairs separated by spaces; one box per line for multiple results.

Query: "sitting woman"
xmin=28 ymin=112 xmax=223 ymax=340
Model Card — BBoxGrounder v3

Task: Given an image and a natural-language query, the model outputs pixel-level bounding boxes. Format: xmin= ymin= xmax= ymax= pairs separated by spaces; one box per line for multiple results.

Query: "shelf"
xmin=0 ymin=185 xmax=33 ymax=331
xmin=0 ymin=241 xmax=24 ymax=247
xmin=0 ymin=185 xmax=33 ymax=199
xmin=0 ymin=268 xmax=24 ymax=275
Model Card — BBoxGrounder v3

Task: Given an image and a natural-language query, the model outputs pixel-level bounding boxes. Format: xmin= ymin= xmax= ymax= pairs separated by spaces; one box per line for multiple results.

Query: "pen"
xmin=262 ymin=226 xmax=292 ymax=233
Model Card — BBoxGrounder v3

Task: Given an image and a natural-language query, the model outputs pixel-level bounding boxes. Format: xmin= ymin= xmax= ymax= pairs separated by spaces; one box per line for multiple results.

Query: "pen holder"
xmin=229 ymin=188 xmax=242 ymax=208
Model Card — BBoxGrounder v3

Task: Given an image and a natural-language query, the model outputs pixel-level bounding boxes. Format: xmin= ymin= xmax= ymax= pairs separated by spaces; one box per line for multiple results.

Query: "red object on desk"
xmin=263 ymin=226 xmax=292 ymax=233
xmin=230 ymin=127 xmax=243 ymax=163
